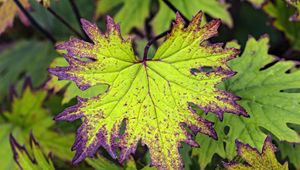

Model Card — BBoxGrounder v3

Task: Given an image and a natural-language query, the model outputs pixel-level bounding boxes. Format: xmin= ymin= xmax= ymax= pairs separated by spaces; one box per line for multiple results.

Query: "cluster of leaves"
xmin=1 ymin=0 xmax=300 ymax=170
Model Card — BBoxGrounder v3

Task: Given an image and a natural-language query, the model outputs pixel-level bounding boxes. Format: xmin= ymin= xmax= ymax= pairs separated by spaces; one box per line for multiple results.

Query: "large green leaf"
xmin=10 ymin=134 xmax=55 ymax=170
xmin=49 ymin=13 xmax=246 ymax=169
xmin=152 ymin=0 xmax=233 ymax=34
xmin=0 ymin=85 xmax=74 ymax=169
xmin=263 ymin=0 xmax=300 ymax=50
xmin=193 ymin=37 xmax=300 ymax=169
xmin=223 ymin=136 xmax=288 ymax=170
xmin=0 ymin=40 xmax=56 ymax=101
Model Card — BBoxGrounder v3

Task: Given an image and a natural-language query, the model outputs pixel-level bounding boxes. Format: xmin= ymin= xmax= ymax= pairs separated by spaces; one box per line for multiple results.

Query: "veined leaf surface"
xmin=50 ymin=12 xmax=247 ymax=169
xmin=193 ymin=37 xmax=300 ymax=169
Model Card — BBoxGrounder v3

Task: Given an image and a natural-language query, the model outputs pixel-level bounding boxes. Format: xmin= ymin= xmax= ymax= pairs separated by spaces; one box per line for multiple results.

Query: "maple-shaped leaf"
xmin=263 ymin=0 xmax=300 ymax=50
xmin=193 ymin=37 xmax=300 ymax=169
xmin=223 ymin=136 xmax=288 ymax=170
xmin=0 ymin=84 xmax=74 ymax=169
xmin=0 ymin=0 xmax=30 ymax=35
xmin=49 ymin=12 xmax=247 ymax=169
xmin=10 ymin=134 xmax=55 ymax=170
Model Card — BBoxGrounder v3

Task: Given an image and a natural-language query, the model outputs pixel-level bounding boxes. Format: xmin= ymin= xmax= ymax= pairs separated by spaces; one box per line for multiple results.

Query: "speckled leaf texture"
xmin=46 ymin=57 xmax=107 ymax=104
xmin=49 ymin=12 xmax=247 ymax=169
xmin=0 ymin=0 xmax=30 ymax=34
xmin=224 ymin=136 xmax=288 ymax=170
xmin=10 ymin=134 xmax=55 ymax=170
xmin=192 ymin=37 xmax=300 ymax=169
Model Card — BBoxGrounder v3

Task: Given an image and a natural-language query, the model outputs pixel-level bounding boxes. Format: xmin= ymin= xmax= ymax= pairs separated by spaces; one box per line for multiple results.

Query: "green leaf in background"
xmin=193 ymin=37 xmax=300 ymax=169
xmin=223 ymin=136 xmax=288 ymax=170
xmin=10 ymin=134 xmax=55 ymax=170
xmin=263 ymin=0 xmax=300 ymax=50
xmin=95 ymin=0 xmax=232 ymax=35
xmin=278 ymin=142 xmax=300 ymax=169
xmin=29 ymin=0 xmax=94 ymax=40
xmin=152 ymin=0 xmax=233 ymax=34
xmin=95 ymin=0 xmax=150 ymax=34
xmin=0 ymin=40 xmax=56 ymax=101
xmin=45 ymin=57 xmax=107 ymax=104
xmin=0 ymin=85 xmax=74 ymax=169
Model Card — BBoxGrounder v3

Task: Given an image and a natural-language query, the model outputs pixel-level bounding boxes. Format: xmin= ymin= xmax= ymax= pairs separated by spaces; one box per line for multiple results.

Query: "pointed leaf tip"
xmin=225 ymin=136 xmax=288 ymax=170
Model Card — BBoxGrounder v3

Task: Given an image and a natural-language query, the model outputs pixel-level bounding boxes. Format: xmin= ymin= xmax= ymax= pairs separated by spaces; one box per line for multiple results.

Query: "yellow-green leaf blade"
xmin=224 ymin=136 xmax=288 ymax=170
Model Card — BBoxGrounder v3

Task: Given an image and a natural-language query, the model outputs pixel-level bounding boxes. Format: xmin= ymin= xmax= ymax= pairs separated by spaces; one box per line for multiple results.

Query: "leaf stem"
xmin=46 ymin=7 xmax=85 ymax=39
xmin=13 ymin=0 xmax=56 ymax=43
xmin=143 ymin=0 xmax=189 ymax=60
xmin=143 ymin=31 xmax=168 ymax=61
xmin=68 ymin=0 xmax=90 ymax=41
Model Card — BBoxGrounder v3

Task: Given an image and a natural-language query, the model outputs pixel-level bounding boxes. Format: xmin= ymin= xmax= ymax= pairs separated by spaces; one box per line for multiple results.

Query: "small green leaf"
xmin=50 ymin=12 xmax=246 ymax=169
xmin=10 ymin=134 xmax=55 ymax=170
xmin=223 ymin=136 xmax=288 ymax=170
xmin=0 ymin=85 xmax=74 ymax=169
